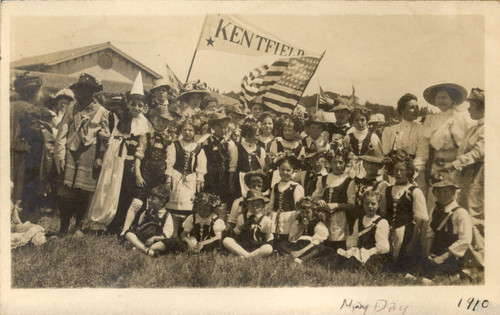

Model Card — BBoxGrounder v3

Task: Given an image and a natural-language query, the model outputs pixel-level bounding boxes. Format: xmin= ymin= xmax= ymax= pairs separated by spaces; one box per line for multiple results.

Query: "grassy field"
xmin=11 ymin=231 xmax=484 ymax=288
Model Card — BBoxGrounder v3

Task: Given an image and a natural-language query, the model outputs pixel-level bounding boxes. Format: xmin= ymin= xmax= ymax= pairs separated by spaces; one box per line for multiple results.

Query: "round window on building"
xmin=98 ymin=54 xmax=113 ymax=69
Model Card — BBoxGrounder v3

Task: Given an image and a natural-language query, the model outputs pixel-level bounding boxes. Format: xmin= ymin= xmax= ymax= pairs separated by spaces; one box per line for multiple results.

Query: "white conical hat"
xmin=130 ymin=71 xmax=144 ymax=96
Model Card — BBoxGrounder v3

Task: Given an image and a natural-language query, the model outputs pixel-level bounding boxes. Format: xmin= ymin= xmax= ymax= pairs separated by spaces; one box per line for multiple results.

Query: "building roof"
xmin=11 ymin=69 xmax=152 ymax=94
xmin=11 ymin=42 xmax=162 ymax=79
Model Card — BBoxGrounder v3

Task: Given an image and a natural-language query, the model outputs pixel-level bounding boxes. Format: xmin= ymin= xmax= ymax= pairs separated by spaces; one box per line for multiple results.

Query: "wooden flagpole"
xmin=185 ymin=15 xmax=208 ymax=83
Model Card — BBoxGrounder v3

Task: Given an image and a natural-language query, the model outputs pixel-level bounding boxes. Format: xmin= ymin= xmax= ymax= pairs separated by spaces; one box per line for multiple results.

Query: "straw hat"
xmin=368 ymin=113 xmax=385 ymax=124
xmin=423 ymin=83 xmax=467 ymax=106
xmin=54 ymin=88 xmax=74 ymax=102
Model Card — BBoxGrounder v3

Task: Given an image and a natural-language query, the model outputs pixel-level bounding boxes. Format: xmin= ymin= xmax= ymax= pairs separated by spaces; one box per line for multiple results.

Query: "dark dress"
xmin=203 ymin=135 xmax=231 ymax=203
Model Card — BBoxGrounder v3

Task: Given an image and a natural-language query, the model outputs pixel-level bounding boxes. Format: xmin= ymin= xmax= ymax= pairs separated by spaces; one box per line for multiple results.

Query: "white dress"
xmin=86 ymin=114 xmax=151 ymax=230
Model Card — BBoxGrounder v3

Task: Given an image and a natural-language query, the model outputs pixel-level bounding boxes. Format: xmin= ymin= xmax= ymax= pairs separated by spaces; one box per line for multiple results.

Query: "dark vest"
xmin=273 ymin=182 xmax=298 ymax=212
xmin=276 ymin=139 xmax=303 ymax=156
xmin=236 ymin=143 xmax=262 ymax=173
xmin=303 ymin=171 xmax=327 ymax=197
xmin=385 ymin=185 xmax=417 ymax=229
xmin=192 ymin=214 xmax=218 ymax=242
xmin=144 ymin=131 xmax=170 ymax=162
xmin=239 ymin=213 xmax=267 ymax=243
xmin=429 ymin=205 xmax=461 ymax=256
xmin=203 ymin=135 xmax=230 ymax=179
xmin=349 ymin=130 xmax=374 ymax=156
xmin=321 ymin=176 xmax=352 ymax=204
xmin=357 ymin=216 xmax=384 ymax=250
xmin=172 ymin=140 xmax=202 ymax=175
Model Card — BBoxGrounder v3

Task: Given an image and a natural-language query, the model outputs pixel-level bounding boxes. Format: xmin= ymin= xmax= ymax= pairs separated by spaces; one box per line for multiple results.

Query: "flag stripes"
xmin=240 ymin=56 xmax=322 ymax=114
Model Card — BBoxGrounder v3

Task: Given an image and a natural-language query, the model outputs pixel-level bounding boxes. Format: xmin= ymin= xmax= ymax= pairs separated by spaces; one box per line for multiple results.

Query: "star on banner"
xmin=206 ymin=37 xmax=214 ymax=47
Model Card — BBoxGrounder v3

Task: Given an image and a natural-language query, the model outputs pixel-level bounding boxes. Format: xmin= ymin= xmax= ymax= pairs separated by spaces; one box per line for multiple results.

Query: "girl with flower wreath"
xmin=383 ymin=150 xmax=428 ymax=275
xmin=181 ymin=193 xmax=226 ymax=253
xmin=165 ymin=118 xmax=207 ymax=236
xmin=313 ymin=143 xmax=355 ymax=250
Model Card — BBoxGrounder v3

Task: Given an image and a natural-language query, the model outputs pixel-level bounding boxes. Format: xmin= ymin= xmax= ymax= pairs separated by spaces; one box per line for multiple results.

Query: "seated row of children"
xmin=123 ymin=146 xmax=472 ymax=283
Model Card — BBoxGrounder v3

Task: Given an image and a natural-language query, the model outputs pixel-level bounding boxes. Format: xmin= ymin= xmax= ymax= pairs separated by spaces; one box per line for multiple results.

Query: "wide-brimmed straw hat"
xmin=69 ymin=73 xmax=103 ymax=93
xmin=368 ymin=113 xmax=385 ymax=124
xmin=150 ymin=78 xmax=172 ymax=92
xmin=54 ymin=88 xmax=74 ymax=102
xmin=423 ymin=83 xmax=467 ymax=106
xmin=178 ymin=81 xmax=210 ymax=102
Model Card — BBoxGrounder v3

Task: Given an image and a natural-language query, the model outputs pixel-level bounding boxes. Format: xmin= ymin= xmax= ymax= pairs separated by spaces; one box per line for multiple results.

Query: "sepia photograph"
xmin=1 ymin=1 xmax=499 ymax=314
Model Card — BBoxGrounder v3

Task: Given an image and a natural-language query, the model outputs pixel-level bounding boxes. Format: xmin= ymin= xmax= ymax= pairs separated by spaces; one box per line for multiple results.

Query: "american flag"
xmin=239 ymin=64 xmax=269 ymax=109
xmin=240 ymin=56 xmax=322 ymax=114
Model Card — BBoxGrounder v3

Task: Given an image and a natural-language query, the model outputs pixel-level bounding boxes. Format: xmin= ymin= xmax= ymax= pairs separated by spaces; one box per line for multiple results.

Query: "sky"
xmin=10 ymin=14 xmax=484 ymax=107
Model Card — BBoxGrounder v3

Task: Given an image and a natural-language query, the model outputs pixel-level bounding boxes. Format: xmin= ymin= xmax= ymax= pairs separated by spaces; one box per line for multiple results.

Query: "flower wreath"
xmin=193 ymin=192 xmax=222 ymax=209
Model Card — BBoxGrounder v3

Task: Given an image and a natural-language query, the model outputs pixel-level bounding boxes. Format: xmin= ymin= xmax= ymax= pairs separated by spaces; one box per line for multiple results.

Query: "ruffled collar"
xmin=130 ymin=113 xmax=152 ymax=136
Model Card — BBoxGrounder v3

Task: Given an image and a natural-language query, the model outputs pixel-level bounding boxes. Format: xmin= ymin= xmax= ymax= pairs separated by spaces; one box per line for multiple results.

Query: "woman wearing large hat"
xmin=177 ymin=80 xmax=211 ymax=118
xmin=421 ymin=83 xmax=474 ymax=210
xmin=87 ymin=71 xmax=153 ymax=234
xmin=10 ymin=72 xmax=44 ymax=219
xmin=54 ymin=73 xmax=110 ymax=235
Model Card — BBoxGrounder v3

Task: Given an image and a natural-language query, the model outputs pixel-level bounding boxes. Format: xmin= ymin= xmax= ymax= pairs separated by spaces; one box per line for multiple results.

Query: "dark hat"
xmin=14 ymin=72 xmax=42 ymax=92
xmin=359 ymin=147 xmax=384 ymax=164
xmin=431 ymin=180 xmax=460 ymax=189
xmin=245 ymin=189 xmax=270 ymax=203
xmin=423 ymin=83 xmax=467 ymax=106
xmin=466 ymin=88 xmax=484 ymax=104
xmin=304 ymin=116 xmax=326 ymax=128
xmin=69 ymin=73 xmax=103 ymax=93
xmin=225 ymin=103 xmax=247 ymax=117
xmin=208 ymin=110 xmax=231 ymax=126
xmin=151 ymin=105 xmax=175 ymax=121
xmin=243 ymin=170 xmax=268 ymax=188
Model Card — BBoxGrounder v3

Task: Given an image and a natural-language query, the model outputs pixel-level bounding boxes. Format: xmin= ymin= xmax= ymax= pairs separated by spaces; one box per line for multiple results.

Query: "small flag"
xmin=319 ymin=86 xmax=334 ymax=107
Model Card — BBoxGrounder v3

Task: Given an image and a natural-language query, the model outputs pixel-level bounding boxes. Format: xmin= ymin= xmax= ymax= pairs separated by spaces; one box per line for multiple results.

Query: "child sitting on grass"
xmin=124 ymin=185 xmax=182 ymax=257
xmin=223 ymin=189 xmax=274 ymax=259
xmin=333 ymin=189 xmax=390 ymax=274
xmin=421 ymin=180 xmax=472 ymax=284
xmin=275 ymin=197 xmax=329 ymax=264
xmin=181 ymin=193 xmax=226 ymax=253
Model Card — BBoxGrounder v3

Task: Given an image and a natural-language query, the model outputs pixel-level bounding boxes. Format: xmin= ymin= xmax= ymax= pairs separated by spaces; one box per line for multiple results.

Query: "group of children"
xmin=12 ymin=71 xmax=478 ymax=285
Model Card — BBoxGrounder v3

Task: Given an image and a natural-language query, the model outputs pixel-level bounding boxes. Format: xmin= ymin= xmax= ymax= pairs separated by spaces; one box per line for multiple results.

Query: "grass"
xmin=11 ymin=232 xmax=484 ymax=288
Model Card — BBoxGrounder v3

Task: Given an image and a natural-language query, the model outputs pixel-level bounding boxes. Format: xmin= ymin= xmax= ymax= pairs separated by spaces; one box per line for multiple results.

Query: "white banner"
xmin=197 ymin=14 xmax=320 ymax=57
